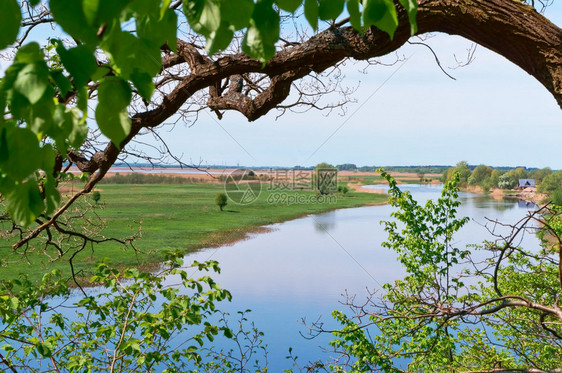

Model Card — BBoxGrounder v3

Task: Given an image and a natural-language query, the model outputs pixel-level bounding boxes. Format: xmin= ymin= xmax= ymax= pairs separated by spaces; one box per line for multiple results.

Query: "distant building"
xmin=518 ymin=179 xmax=536 ymax=189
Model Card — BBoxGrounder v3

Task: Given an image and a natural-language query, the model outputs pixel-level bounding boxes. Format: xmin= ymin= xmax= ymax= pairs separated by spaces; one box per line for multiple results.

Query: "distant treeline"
xmin=442 ymin=161 xmax=562 ymax=204
xmin=99 ymin=173 xmax=207 ymax=184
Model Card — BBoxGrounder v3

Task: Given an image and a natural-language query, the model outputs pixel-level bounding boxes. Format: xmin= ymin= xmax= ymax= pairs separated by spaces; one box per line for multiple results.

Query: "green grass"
xmin=0 ymin=183 xmax=386 ymax=283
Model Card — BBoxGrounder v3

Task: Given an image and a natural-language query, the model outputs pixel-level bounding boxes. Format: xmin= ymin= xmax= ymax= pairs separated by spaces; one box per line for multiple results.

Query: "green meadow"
xmin=0 ymin=183 xmax=386 ymax=283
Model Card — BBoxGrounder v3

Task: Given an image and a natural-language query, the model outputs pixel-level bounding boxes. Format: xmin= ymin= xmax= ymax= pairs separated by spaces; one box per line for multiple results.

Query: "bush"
xmin=215 ymin=193 xmax=228 ymax=211
xmin=91 ymin=191 xmax=101 ymax=204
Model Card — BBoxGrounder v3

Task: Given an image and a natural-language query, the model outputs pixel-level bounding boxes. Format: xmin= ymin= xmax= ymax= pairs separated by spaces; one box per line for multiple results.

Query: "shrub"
xmin=215 ymin=193 xmax=228 ymax=211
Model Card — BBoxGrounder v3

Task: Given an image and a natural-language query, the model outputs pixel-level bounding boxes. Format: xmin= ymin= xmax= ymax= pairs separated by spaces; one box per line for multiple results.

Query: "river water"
xmin=174 ymin=184 xmax=541 ymax=370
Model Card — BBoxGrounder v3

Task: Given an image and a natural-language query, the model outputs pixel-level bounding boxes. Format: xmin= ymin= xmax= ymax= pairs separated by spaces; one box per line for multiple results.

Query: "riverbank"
xmin=0 ymin=183 xmax=387 ymax=283
xmin=463 ymin=185 xmax=547 ymax=205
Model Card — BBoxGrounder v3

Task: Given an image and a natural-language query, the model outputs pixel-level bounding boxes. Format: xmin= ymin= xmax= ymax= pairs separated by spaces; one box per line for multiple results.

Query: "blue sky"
xmin=155 ymin=5 xmax=562 ymax=170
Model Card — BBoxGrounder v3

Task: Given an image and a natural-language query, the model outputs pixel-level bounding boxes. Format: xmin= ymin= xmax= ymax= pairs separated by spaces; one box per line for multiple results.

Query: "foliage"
xmin=498 ymin=173 xmax=517 ymax=190
xmin=91 ymin=190 xmax=101 ymax=204
xmin=538 ymin=171 xmax=562 ymax=193
xmin=215 ymin=192 xmax=228 ymax=211
xmin=549 ymin=188 xmax=562 ymax=206
xmin=442 ymin=161 xmax=471 ymax=185
xmin=467 ymin=164 xmax=492 ymax=186
xmin=0 ymin=254 xmax=240 ymax=372
xmin=308 ymin=172 xmax=562 ymax=372
xmin=337 ymin=185 xmax=349 ymax=195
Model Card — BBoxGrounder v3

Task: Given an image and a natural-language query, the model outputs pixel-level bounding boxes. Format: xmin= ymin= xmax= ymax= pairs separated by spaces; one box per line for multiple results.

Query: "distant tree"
xmin=489 ymin=169 xmax=503 ymax=188
xmin=505 ymin=167 xmax=529 ymax=182
xmin=91 ymin=191 xmax=101 ymax=204
xmin=215 ymin=193 xmax=228 ymax=211
xmin=498 ymin=173 xmax=517 ymax=189
xmin=468 ymin=164 xmax=492 ymax=186
xmin=417 ymin=172 xmax=425 ymax=183
xmin=530 ymin=167 xmax=553 ymax=184
xmin=444 ymin=161 xmax=471 ymax=185
xmin=314 ymin=163 xmax=337 ymax=195
xmin=336 ymin=164 xmax=357 ymax=171
xmin=550 ymin=188 xmax=562 ymax=206
xmin=538 ymin=171 xmax=562 ymax=194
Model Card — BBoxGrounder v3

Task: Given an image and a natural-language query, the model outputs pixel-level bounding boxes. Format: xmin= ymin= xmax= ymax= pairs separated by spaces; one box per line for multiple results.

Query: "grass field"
xmin=0 ymin=183 xmax=387 ymax=283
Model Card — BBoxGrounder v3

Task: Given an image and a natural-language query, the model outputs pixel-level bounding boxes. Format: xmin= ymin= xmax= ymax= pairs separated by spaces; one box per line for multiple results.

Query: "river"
xmin=173 ymin=184 xmax=541 ymax=370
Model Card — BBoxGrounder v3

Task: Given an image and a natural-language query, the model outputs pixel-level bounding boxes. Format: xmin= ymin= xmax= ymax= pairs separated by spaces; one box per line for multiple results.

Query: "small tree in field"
xmin=215 ymin=193 xmax=228 ymax=211
xmin=91 ymin=191 xmax=101 ymax=204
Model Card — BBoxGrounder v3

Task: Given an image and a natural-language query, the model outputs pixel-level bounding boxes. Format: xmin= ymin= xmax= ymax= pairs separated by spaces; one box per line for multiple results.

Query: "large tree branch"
xmin=418 ymin=0 xmax=562 ymax=108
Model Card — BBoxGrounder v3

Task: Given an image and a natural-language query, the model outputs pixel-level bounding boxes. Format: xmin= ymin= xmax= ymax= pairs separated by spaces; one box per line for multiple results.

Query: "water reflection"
xmin=518 ymin=199 xmax=537 ymax=209
xmin=313 ymin=210 xmax=337 ymax=232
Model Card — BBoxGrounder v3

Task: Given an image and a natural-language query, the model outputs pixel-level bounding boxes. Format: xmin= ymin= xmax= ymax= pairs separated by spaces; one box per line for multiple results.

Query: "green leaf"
xmin=304 ymin=0 xmax=318 ymax=30
xmin=85 ymin=0 xmax=131 ymax=26
xmin=95 ymin=77 xmax=132 ymax=147
xmin=206 ymin=22 xmax=235 ymax=55
xmin=136 ymin=9 xmax=178 ymax=52
xmin=362 ymin=0 xmax=398 ymax=39
xmin=275 ymin=0 xmax=301 ymax=13
xmin=77 ymin=86 xmax=88 ymax=112
xmin=26 ymin=87 xmax=55 ymax=136
xmin=347 ymin=0 xmax=362 ymax=31
xmin=50 ymin=69 xmax=73 ymax=97
xmin=318 ymin=0 xmax=344 ymax=20
xmin=129 ymin=0 xmax=160 ymax=17
xmin=184 ymin=0 xmax=221 ymax=38
xmin=219 ymin=0 xmax=253 ymax=30
xmin=98 ymin=77 xmax=131 ymax=112
xmin=67 ymin=110 xmax=88 ymax=148
xmin=14 ymin=42 xmax=43 ymax=64
xmin=56 ymin=44 xmax=98 ymax=88
xmin=36 ymin=342 xmax=52 ymax=358
xmin=0 ymin=0 xmax=21 ymax=50
xmin=0 ymin=125 xmax=42 ymax=182
xmin=223 ymin=327 xmax=233 ymax=338
xmin=82 ymin=0 xmax=101 ymax=25
xmin=7 ymin=90 xmax=30 ymax=120
xmin=398 ymin=0 xmax=418 ymax=34
xmin=130 ymin=70 xmax=154 ymax=101
xmin=0 ymin=127 xmax=9 ymax=163
xmin=0 ymin=82 xmax=6 ymax=116
xmin=5 ymin=178 xmax=45 ymax=227
xmin=13 ymin=62 xmax=50 ymax=104
xmin=51 ymin=104 xmax=76 ymax=150
xmin=49 ymin=0 xmax=98 ymax=45
xmin=101 ymin=28 xmax=161 ymax=79
xmin=242 ymin=0 xmax=280 ymax=62
xmin=91 ymin=66 xmax=111 ymax=81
